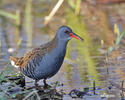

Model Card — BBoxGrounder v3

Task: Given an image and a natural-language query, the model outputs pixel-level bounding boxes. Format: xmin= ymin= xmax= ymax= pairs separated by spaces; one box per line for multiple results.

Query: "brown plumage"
xmin=10 ymin=56 xmax=19 ymax=63
xmin=10 ymin=48 xmax=41 ymax=68
xmin=10 ymin=37 xmax=58 ymax=69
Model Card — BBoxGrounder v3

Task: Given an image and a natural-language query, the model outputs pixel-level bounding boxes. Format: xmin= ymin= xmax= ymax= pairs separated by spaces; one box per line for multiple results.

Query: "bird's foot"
xmin=43 ymin=79 xmax=51 ymax=88
xmin=44 ymin=83 xmax=51 ymax=88
xmin=34 ymin=80 xmax=39 ymax=87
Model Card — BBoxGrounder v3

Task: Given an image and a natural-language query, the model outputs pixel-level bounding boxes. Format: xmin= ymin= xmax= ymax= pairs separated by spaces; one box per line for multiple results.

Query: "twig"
xmin=44 ymin=0 xmax=64 ymax=25
xmin=105 ymin=52 xmax=109 ymax=74
xmin=109 ymin=80 xmax=125 ymax=92
xmin=121 ymin=80 xmax=124 ymax=99
xmin=23 ymin=90 xmax=40 ymax=100
xmin=93 ymin=81 xmax=96 ymax=95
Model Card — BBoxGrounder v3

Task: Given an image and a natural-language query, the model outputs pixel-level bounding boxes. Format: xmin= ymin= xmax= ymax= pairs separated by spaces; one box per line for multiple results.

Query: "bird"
xmin=10 ymin=26 xmax=83 ymax=87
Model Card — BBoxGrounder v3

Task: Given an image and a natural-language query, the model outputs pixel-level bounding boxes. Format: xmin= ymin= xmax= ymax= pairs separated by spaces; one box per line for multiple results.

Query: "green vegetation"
xmin=109 ymin=24 xmax=125 ymax=52
xmin=0 ymin=10 xmax=21 ymax=47
xmin=65 ymin=42 xmax=74 ymax=80
xmin=0 ymin=10 xmax=20 ymax=24
xmin=24 ymin=0 xmax=33 ymax=47
xmin=66 ymin=10 xmax=101 ymax=86
xmin=68 ymin=0 xmax=82 ymax=15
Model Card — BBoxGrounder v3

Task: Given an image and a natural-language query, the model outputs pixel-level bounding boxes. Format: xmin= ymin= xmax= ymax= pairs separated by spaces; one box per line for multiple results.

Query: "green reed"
xmin=109 ymin=24 xmax=125 ymax=53
xmin=68 ymin=0 xmax=81 ymax=15
xmin=0 ymin=10 xmax=21 ymax=47
xmin=24 ymin=0 xmax=33 ymax=47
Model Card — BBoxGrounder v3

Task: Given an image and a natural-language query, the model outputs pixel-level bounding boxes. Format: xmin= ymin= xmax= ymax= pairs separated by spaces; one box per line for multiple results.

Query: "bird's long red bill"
xmin=70 ymin=33 xmax=84 ymax=42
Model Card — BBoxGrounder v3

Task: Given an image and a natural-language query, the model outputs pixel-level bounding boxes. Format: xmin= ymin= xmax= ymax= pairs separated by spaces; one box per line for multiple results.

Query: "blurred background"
xmin=0 ymin=0 xmax=125 ymax=99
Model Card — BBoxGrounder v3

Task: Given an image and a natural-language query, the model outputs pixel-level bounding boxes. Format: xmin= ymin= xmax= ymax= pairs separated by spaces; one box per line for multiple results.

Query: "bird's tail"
xmin=10 ymin=56 xmax=20 ymax=68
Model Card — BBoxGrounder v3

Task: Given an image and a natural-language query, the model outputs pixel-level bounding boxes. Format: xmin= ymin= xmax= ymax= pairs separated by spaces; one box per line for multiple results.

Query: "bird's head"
xmin=57 ymin=26 xmax=84 ymax=42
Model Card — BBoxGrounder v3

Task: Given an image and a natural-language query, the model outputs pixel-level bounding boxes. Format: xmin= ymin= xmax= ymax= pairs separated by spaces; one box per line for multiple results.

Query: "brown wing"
xmin=10 ymin=36 xmax=58 ymax=69
xmin=10 ymin=56 xmax=19 ymax=63
xmin=10 ymin=47 xmax=42 ymax=68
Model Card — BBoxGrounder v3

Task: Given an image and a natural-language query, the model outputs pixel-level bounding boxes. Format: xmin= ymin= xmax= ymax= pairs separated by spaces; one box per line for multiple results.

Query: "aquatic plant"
xmin=109 ymin=24 xmax=125 ymax=52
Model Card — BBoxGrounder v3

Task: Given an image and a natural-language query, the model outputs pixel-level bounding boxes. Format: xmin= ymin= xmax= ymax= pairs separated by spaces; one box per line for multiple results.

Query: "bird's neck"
xmin=51 ymin=35 xmax=68 ymax=52
xmin=58 ymin=40 xmax=68 ymax=49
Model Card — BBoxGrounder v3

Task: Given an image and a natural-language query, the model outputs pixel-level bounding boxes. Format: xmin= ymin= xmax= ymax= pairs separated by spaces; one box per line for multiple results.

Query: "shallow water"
xmin=0 ymin=0 xmax=125 ymax=100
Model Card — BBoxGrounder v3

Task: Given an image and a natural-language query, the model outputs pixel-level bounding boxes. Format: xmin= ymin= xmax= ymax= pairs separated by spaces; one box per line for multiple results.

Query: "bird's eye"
xmin=64 ymin=30 xmax=69 ymax=33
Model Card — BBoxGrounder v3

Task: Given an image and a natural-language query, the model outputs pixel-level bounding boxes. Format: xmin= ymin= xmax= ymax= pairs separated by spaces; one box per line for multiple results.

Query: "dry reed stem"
xmin=44 ymin=0 xmax=64 ymax=25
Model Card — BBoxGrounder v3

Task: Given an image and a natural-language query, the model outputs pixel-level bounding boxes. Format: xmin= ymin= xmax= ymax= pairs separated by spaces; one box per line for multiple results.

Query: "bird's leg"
xmin=43 ymin=79 xmax=48 ymax=87
xmin=35 ymin=80 xmax=39 ymax=86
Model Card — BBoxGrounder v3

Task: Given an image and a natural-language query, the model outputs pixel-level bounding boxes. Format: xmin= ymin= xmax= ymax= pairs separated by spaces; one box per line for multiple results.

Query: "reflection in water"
xmin=66 ymin=10 xmax=101 ymax=87
xmin=0 ymin=17 xmax=10 ymax=59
